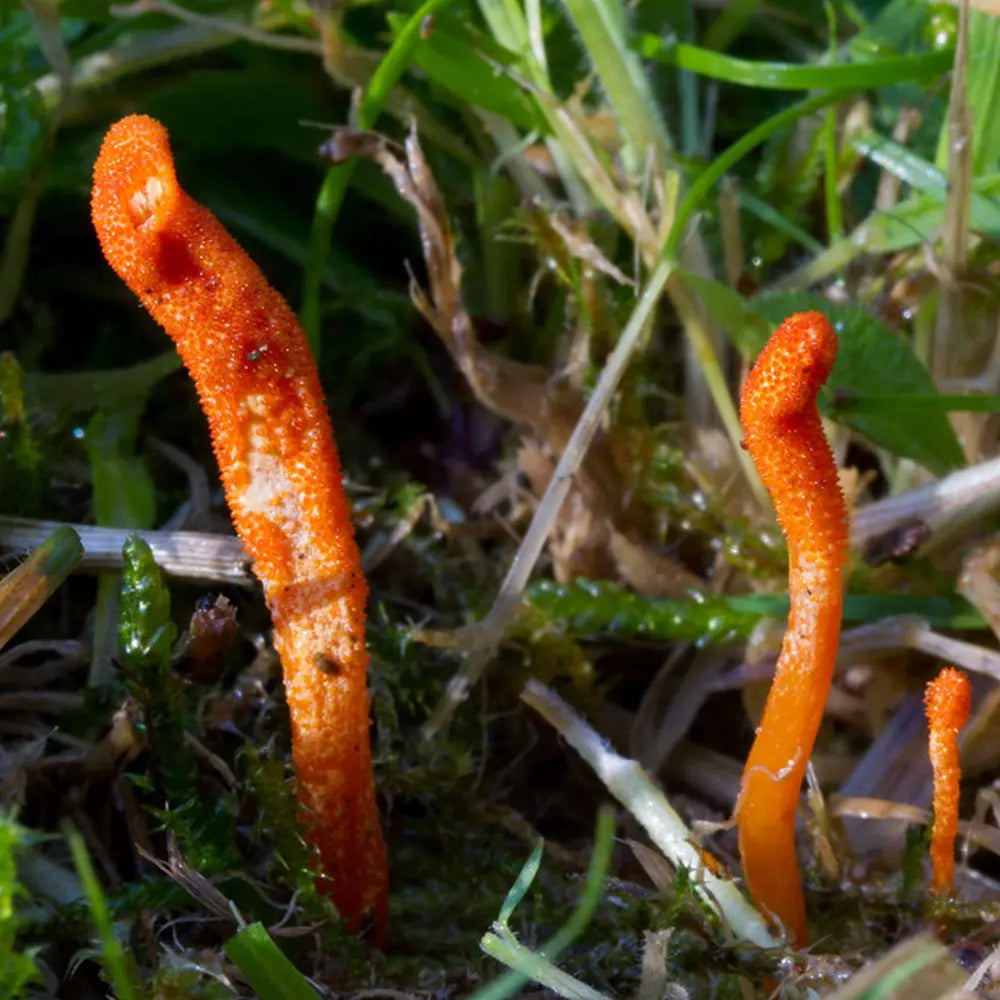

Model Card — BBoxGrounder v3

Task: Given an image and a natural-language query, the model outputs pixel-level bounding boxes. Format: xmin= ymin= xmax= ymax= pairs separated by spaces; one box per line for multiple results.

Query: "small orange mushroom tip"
xmin=925 ymin=667 xmax=971 ymax=896
xmin=91 ymin=114 xmax=388 ymax=937
xmin=735 ymin=311 xmax=847 ymax=947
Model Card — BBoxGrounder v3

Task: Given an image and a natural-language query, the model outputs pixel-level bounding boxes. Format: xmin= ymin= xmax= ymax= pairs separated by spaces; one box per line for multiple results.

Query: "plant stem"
xmin=300 ymin=0 xmax=447 ymax=355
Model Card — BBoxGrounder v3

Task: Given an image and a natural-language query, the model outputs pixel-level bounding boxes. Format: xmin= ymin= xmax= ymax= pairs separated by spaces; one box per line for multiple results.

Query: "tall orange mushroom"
xmin=735 ymin=311 xmax=848 ymax=945
xmin=91 ymin=114 xmax=387 ymax=934
xmin=925 ymin=666 xmax=971 ymax=895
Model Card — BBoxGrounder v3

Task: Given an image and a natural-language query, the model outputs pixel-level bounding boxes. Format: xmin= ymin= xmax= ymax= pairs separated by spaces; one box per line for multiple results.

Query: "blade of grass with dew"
xmin=63 ymin=822 xmax=138 ymax=1000
xmin=300 ymin=0 xmax=448 ymax=355
xmin=775 ymin=171 xmax=1000 ymax=289
xmin=471 ymin=807 xmax=616 ymax=1000
xmin=850 ymin=130 xmax=1000 ymax=233
xmin=0 ymin=524 xmax=82 ymax=649
xmin=557 ymin=0 xmax=672 ymax=176
xmin=521 ymin=681 xmax=777 ymax=947
xmin=638 ymin=38 xmax=953 ymax=91
xmin=853 ymin=130 xmax=950 ymax=194
xmin=223 ymin=923 xmax=321 ymax=1000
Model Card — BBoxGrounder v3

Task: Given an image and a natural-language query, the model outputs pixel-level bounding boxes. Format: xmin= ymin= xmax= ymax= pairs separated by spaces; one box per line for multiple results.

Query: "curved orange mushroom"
xmin=735 ymin=311 xmax=848 ymax=945
xmin=91 ymin=114 xmax=387 ymax=935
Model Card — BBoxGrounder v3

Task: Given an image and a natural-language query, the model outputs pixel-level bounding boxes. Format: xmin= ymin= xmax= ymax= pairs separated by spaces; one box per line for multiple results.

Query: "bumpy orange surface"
xmin=925 ymin=666 xmax=971 ymax=895
xmin=736 ymin=311 xmax=847 ymax=945
xmin=91 ymin=114 xmax=387 ymax=933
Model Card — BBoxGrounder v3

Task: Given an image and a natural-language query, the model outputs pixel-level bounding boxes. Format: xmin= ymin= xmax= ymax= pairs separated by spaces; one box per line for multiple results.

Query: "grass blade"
xmin=642 ymin=39 xmax=952 ymax=90
xmin=224 ymin=923 xmax=321 ymax=1000
xmin=558 ymin=0 xmax=672 ymax=174
xmin=64 ymin=822 xmax=139 ymax=1000
xmin=0 ymin=524 xmax=82 ymax=649
xmin=300 ymin=0 xmax=448 ymax=354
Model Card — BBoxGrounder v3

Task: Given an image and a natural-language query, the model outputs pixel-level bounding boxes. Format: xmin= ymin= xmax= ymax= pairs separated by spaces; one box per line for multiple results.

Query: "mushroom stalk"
xmin=925 ymin=666 xmax=971 ymax=895
xmin=735 ymin=311 xmax=848 ymax=945
xmin=91 ymin=114 xmax=387 ymax=934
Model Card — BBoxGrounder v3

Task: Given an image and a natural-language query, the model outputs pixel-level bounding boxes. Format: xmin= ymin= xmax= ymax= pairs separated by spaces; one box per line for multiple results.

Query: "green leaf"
xmin=834 ymin=393 xmax=1000 ymax=414
xmin=753 ymin=294 xmax=965 ymax=474
xmin=21 ymin=353 xmax=181 ymax=420
xmin=223 ymin=924 xmax=321 ymax=1000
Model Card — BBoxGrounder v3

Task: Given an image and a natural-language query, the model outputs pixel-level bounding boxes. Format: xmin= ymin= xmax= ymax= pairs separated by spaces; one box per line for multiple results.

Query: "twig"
xmin=851 ymin=455 xmax=1000 ymax=548
xmin=520 ymin=679 xmax=778 ymax=948
xmin=0 ymin=516 xmax=253 ymax=587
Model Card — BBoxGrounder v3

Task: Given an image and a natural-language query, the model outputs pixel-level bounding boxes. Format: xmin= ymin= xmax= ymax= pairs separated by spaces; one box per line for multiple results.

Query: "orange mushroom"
xmin=91 ymin=114 xmax=387 ymax=934
xmin=735 ymin=311 xmax=848 ymax=945
xmin=924 ymin=666 xmax=971 ymax=895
